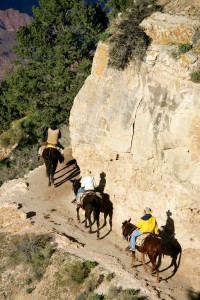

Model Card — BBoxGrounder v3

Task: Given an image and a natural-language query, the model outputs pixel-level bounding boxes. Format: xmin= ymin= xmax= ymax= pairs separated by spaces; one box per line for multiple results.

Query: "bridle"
xmin=122 ymin=222 xmax=137 ymax=240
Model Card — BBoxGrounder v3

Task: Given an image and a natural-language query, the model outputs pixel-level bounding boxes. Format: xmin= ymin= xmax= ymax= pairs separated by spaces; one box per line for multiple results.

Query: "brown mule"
xmin=122 ymin=218 xmax=162 ymax=283
xmin=42 ymin=147 xmax=64 ymax=186
xmin=70 ymin=179 xmax=113 ymax=232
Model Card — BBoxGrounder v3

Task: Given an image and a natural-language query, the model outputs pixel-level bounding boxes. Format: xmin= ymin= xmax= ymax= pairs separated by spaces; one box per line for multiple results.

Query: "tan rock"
xmin=140 ymin=12 xmax=200 ymax=44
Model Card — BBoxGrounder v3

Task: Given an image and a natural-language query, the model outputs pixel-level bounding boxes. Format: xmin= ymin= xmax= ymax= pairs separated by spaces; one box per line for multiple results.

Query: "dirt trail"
xmin=9 ymin=148 xmax=198 ymax=300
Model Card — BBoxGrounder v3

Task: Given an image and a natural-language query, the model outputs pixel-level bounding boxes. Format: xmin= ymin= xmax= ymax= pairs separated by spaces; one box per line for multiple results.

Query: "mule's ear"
xmin=69 ymin=179 xmax=74 ymax=183
xmin=78 ymin=177 xmax=81 ymax=181
xmin=128 ymin=218 xmax=131 ymax=223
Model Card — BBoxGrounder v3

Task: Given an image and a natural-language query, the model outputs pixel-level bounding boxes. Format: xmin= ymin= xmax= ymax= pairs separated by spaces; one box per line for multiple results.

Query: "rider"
xmin=76 ymin=170 xmax=96 ymax=204
xmin=129 ymin=207 xmax=159 ymax=252
xmin=38 ymin=124 xmax=64 ymax=156
xmin=81 ymin=170 xmax=96 ymax=192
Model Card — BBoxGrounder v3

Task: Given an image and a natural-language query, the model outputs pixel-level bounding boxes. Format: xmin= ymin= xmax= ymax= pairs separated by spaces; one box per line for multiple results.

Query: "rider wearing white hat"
xmin=129 ymin=207 xmax=159 ymax=252
xmin=81 ymin=170 xmax=96 ymax=191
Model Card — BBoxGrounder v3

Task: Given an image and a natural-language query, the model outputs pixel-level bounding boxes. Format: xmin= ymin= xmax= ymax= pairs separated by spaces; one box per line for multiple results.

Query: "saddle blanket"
xmin=136 ymin=233 xmax=149 ymax=246
xmin=38 ymin=144 xmax=64 ymax=156
xmin=77 ymin=191 xmax=103 ymax=205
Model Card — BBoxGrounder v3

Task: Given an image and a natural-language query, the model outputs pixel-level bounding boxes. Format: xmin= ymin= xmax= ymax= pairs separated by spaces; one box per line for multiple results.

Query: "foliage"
xmin=190 ymin=69 xmax=200 ymax=83
xmin=65 ymin=260 xmax=91 ymax=283
xmin=0 ymin=143 xmax=42 ymax=186
xmin=106 ymin=0 xmax=133 ymax=19
xmin=85 ymin=260 xmax=98 ymax=269
xmin=6 ymin=233 xmax=54 ymax=280
xmin=107 ymin=0 xmax=162 ymax=69
xmin=106 ymin=286 xmax=142 ymax=300
xmin=106 ymin=285 xmax=122 ymax=299
xmin=1 ymin=0 xmax=108 ymax=139
xmin=0 ymin=119 xmax=26 ymax=148
xmin=178 ymin=44 xmax=192 ymax=54
xmin=105 ymin=272 xmax=115 ymax=281
xmin=88 ymin=294 xmax=105 ymax=300
xmin=26 ymin=287 xmax=36 ymax=294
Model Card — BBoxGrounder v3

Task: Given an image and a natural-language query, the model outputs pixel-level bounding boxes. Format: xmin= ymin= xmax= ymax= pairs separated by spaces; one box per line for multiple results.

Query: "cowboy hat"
xmin=85 ymin=170 xmax=92 ymax=176
xmin=144 ymin=207 xmax=152 ymax=214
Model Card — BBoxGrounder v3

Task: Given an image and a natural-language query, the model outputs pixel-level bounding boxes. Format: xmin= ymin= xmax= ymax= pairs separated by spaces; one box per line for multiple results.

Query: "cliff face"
xmin=0 ymin=9 xmax=32 ymax=78
xmin=70 ymin=2 xmax=200 ymax=249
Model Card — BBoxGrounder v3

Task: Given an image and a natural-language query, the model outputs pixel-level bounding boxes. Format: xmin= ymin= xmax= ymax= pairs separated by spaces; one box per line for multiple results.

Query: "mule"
xmin=77 ymin=193 xmax=100 ymax=239
xmin=70 ymin=178 xmax=113 ymax=231
xmin=122 ymin=218 xmax=162 ymax=283
xmin=42 ymin=147 xmax=64 ymax=186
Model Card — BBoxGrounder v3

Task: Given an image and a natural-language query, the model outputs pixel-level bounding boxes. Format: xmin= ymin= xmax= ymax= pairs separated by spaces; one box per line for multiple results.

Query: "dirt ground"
xmin=2 ymin=148 xmax=199 ymax=300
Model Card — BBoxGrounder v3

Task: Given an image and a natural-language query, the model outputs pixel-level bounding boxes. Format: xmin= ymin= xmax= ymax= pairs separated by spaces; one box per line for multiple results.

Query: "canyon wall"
xmin=69 ymin=2 xmax=200 ymax=250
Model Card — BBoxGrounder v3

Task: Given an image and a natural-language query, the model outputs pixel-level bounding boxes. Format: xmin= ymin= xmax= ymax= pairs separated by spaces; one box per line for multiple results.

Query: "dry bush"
xmin=107 ymin=0 xmax=162 ymax=69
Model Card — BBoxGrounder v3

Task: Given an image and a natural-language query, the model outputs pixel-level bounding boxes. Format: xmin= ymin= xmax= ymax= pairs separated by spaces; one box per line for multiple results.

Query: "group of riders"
xmin=39 ymin=125 xmax=159 ymax=253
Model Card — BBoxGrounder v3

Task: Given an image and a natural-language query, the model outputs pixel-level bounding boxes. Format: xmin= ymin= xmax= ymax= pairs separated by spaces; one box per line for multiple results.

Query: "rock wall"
xmin=69 ymin=5 xmax=200 ymax=249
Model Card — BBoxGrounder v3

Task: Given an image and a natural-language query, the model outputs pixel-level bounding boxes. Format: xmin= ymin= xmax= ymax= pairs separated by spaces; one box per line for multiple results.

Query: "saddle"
xmin=77 ymin=191 xmax=101 ymax=205
xmin=38 ymin=143 xmax=64 ymax=156
xmin=46 ymin=143 xmax=64 ymax=155
xmin=136 ymin=233 xmax=161 ymax=247
xmin=136 ymin=233 xmax=149 ymax=246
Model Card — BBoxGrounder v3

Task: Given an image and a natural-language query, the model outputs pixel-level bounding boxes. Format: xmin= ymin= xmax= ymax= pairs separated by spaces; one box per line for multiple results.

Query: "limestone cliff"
xmin=70 ymin=1 xmax=200 ymax=249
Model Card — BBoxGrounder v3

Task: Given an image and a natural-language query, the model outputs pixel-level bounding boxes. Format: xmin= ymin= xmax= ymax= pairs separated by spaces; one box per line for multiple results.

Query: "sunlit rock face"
xmin=70 ymin=6 xmax=200 ymax=249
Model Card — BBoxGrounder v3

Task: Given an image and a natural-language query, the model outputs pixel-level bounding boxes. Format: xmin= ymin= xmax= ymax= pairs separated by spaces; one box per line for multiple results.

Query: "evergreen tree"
xmin=0 ymin=0 xmax=107 ymax=139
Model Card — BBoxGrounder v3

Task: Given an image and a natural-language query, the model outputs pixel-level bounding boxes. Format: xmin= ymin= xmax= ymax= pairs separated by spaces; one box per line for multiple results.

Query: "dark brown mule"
xmin=77 ymin=193 xmax=100 ymax=239
xmin=42 ymin=147 xmax=64 ymax=186
xmin=70 ymin=179 xmax=113 ymax=231
xmin=122 ymin=219 xmax=162 ymax=283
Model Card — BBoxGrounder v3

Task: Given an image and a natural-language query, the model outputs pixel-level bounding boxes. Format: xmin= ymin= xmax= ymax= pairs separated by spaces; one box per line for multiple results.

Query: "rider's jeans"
xmin=130 ymin=229 xmax=143 ymax=250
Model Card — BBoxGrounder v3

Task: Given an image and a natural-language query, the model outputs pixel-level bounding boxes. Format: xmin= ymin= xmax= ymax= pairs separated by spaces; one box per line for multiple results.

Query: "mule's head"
xmin=121 ymin=218 xmax=131 ymax=240
xmin=70 ymin=178 xmax=81 ymax=195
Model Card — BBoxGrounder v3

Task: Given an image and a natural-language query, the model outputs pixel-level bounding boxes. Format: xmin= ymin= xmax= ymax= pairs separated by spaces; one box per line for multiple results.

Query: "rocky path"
xmin=1 ymin=148 xmax=198 ymax=300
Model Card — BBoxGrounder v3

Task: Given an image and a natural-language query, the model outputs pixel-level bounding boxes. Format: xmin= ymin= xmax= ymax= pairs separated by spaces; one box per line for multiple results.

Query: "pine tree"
xmin=0 ymin=0 xmax=107 ymax=139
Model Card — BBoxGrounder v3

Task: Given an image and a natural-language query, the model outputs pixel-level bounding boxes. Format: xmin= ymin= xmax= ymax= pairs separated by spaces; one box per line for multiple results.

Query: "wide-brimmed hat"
xmin=85 ymin=170 xmax=92 ymax=176
xmin=144 ymin=207 xmax=152 ymax=214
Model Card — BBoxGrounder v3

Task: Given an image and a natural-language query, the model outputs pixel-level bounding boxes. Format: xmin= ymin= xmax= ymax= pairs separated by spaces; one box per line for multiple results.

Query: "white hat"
xmin=85 ymin=170 xmax=91 ymax=176
xmin=144 ymin=207 xmax=152 ymax=214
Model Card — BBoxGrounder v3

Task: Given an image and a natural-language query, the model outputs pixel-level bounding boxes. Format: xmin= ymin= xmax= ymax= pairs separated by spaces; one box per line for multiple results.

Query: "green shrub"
xmin=119 ymin=288 xmax=141 ymax=300
xmin=85 ymin=260 xmax=98 ymax=269
xmin=88 ymin=294 xmax=105 ymax=300
xmin=65 ymin=260 xmax=91 ymax=284
xmin=0 ymin=143 xmax=42 ymax=186
xmin=178 ymin=44 xmax=192 ymax=54
xmin=24 ymin=278 xmax=33 ymax=285
xmin=7 ymin=233 xmax=54 ymax=280
xmin=107 ymin=0 xmax=162 ymax=69
xmin=0 ymin=119 xmax=26 ymax=148
xmin=190 ymin=70 xmax=200 ymax=83
xmin=105 ymin=272 xmax=115 ymax=281
xmin=106 ymin=285 xmax=121 ymax=299
xmin=26 ymin=287 xmax=35 ymax=294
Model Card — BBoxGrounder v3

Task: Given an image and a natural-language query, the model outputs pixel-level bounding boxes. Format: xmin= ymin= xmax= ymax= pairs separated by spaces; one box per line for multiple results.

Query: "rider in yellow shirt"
xmin=130 ymin=207 xmax=159 ymax=252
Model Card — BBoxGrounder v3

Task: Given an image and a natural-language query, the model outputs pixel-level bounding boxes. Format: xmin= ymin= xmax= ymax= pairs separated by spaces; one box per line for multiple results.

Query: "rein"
xmin=123 ymin=222 xmax=137 ymax=240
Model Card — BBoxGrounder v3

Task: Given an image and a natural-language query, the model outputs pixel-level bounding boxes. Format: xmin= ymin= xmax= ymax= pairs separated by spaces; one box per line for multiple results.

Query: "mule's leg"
xmin=141 ymin=253 xmax=147 ymax=272
xmin=76 ymin=206 xmax=81 ymax=223
xmin=86 ymin=212 xmax=92 ymax=233
xmin=149 ymin=255 xmax=160 ymax=283
xmin=131 ymin=251 xmax=136 ymax=268
xmin=48 ymin=175 xmax=51 ymax=187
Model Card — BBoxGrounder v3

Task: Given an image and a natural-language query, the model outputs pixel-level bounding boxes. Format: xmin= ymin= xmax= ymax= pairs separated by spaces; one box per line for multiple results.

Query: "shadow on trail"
xmin=61 ymin=232 xmax=85 ymax=247
xmin=53 ymin=159 xmax=80 ymax=187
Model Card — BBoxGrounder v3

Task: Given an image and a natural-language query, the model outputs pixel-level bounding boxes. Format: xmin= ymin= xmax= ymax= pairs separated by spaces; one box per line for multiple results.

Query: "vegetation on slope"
xmin=0 ymin=0 xmax=108 ymax=183
xmin=0 ymin=0 xmax=162 ymax=184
